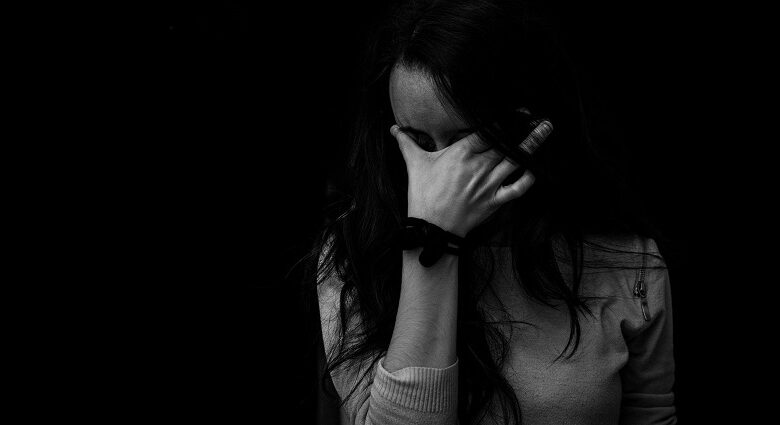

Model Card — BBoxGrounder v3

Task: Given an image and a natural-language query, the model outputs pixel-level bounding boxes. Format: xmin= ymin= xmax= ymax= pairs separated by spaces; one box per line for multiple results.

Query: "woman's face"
xmin=389 ymin=64 xmax=475 ymax=152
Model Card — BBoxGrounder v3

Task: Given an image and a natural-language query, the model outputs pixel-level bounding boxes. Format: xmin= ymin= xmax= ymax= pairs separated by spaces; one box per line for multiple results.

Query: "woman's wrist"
xmin=400 ymin=217 xmax=468 ymax=268
xmin=406 ymin=213 xmax=468 ymax=238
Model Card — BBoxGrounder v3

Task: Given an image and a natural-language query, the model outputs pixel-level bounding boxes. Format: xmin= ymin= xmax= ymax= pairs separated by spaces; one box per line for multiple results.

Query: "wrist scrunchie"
xmin=399 ymin=217 xmax=467 ymax=267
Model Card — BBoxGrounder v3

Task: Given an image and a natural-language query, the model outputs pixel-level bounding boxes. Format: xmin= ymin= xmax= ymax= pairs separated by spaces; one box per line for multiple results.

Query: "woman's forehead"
xmin=388 ymin=65 xmax=467 ymax=132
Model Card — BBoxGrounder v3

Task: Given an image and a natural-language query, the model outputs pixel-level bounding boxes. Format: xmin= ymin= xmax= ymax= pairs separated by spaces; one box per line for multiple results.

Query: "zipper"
xmin=634 ymin=256 xmax=651 ymax=321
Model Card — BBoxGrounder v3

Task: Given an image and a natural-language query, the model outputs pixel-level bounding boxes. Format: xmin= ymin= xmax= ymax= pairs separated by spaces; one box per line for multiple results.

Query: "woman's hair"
xmin=303 ymin=0 xmax=668 ymax=424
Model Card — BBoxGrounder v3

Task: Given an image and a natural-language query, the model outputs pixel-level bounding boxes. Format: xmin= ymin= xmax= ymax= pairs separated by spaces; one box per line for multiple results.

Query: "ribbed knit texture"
xmin=372 ymin=357 xmax=458 ymax=412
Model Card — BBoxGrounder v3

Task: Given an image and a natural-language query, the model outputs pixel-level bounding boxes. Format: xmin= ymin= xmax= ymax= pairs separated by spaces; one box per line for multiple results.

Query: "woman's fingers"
xmin=494 ymin=169 xmax=535 ymax=205
xmin=450 ymin=132 xmax=505 ymax=164
xmin=450 ymin=131 xmax=490 ymax=154
xmin=490 ymin=120 xmax=553 ymax=182
xmin=391 ymin=125 xmax=426 ymax=167
xmin=518 ymin=120 xmax=553 ymax=155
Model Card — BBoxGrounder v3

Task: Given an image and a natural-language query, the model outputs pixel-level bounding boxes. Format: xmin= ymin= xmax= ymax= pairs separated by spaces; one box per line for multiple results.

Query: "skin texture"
xmin=389 ymin=65 xmax=474 ymax=152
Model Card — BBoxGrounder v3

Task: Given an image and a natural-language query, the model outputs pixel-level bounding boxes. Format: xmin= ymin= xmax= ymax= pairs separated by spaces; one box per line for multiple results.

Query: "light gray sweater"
xmin=318 ymin=236 xmax=676 ymax=424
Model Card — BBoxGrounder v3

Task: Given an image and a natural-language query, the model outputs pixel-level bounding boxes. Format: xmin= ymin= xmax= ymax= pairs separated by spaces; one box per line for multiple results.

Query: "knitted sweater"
xmin=317 ymin=236 xmax=676 ymax=424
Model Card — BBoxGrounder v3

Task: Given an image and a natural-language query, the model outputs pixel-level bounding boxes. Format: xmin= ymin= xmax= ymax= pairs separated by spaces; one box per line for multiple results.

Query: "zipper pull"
xmin=640 ymin=299 xmax=650 ymax=322
xmin=633 ymin=277 xmax=651 ymax=321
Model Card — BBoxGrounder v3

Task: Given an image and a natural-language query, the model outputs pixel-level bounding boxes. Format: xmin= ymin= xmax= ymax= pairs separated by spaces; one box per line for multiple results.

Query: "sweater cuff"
xmin=372 ymin=356 xmax=459 ymax=413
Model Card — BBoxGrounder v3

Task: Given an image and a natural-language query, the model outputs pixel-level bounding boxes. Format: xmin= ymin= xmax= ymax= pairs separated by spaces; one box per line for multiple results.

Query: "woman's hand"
xmin=391 ymin=121 xmax=553 ymax=237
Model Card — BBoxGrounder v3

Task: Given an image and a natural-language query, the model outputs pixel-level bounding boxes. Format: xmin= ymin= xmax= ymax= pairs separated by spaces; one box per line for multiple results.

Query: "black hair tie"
xmin=399 ymin=217 xmax=467 ymax=267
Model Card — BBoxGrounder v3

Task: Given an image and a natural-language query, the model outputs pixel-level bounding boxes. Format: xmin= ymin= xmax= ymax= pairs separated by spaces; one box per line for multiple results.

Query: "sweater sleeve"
xmin=619 ymin=238 xmax=677 ymax=425
xmin=317 ymin=272 xmax=459 ymax=425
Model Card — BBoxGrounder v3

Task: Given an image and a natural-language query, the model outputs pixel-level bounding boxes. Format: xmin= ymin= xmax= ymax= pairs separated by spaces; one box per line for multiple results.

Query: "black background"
xmin=102 ymin=0 xmax=762 ymax=422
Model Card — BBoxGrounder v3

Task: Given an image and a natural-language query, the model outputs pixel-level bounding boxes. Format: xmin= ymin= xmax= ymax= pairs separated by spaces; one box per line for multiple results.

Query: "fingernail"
xmin=537 ymin=120 xmax=553 ymax=136
xmin=519 ymin=121 xmax=553 ymax=154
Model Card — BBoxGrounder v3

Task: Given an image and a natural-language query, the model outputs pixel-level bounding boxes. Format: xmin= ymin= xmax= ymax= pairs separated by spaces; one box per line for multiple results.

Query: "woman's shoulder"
xmin=556 ymin=233 xmax=668 ymax=299
xmin=558 ymin=234 xmax=672 ymax=334
xmin=317 ymin=261 xmax=347 ymax=365
xmin=315 ymin=235 xmax=363 ymax=360
xmin=581 ymin=233 xmax=663 ymax=260
xmin=317 ymin=234 xmax=344 ymax=326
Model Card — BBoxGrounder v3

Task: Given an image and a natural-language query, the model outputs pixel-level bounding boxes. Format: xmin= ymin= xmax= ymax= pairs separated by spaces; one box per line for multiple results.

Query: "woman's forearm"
xmin=383 ymin=248 xmax=459 ymax=372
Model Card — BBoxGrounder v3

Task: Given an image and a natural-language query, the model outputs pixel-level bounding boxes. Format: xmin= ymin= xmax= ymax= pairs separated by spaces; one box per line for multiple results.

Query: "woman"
xmin=309 ymin=0 xmax=676 ymax=424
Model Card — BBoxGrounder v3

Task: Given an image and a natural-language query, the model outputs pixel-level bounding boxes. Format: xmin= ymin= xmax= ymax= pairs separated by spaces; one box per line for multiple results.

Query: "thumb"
xmin=390 ymin=125 xmax=425 ymax=166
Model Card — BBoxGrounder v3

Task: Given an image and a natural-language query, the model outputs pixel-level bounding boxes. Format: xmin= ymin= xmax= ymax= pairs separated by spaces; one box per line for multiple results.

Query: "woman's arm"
xmin=383 ymin=248 xmax=459 ymax=372
xmin=383 ymin=122 xmax=549 ymax=372
xmin=318 ymin=252 xmax=460 ymax=425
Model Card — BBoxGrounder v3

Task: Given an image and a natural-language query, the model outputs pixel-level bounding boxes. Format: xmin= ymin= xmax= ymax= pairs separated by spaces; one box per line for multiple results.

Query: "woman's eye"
xmin=450 ymin=134 xmax=468 ymax=144
xmin=414 ymin=135 xmax=436 ymax=151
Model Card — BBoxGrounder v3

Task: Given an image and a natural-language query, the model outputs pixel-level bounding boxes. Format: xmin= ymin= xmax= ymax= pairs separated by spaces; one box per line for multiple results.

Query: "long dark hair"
xmin=303 ymin=1 xmax=667 ymax=424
